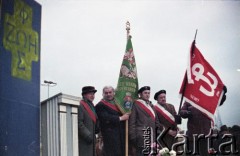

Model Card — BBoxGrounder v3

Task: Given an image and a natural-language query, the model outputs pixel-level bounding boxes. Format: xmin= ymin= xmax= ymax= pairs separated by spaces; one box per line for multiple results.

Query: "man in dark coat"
xmin=180 ymin=86 xmax=227 ymax=155
xmin=154 ymin=90 xmax=178 ymax=150
xmin=129 ymin=86 xmax=161 ymax=156
xmin=95 ymin=86 xmax=129 ymax=156
xmin=78 ymin=86 xmax=99 ymax=156
xmin=180 ymin=101 xmax=211 ymax=155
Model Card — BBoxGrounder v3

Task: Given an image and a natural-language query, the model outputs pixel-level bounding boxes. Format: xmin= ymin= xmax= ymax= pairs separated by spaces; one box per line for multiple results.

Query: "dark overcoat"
xmin=180 ymin=102 xmax=211 ymax=155
xmin=78 ymin=100 xmax=99 ymax=156
xmin=180 ymin=102 xmax=211 ymax=140
xmin=128 ymin=100 xmax=161 ymax=155
xmin=155 ymin=103 xmax=177 ymax=130
xmin=155 ymin=103 xmax=178 ymax=149
xmin=95 ymin=101 xmax=125 ymax=156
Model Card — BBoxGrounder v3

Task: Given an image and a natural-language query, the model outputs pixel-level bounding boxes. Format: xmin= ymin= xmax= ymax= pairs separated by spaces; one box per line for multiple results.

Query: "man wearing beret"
xmin=78 ymin=86 xmax=99 ymax=156
xmin=129 ymin=86 xmax=161 ymax=156
xmin=95 ymin=86 xmax=130 ymax=156
xmin=153 ymin=90 xmax=178 ymax=150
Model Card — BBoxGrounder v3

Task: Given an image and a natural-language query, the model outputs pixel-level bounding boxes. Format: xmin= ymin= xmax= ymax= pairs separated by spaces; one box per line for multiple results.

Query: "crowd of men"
xmin=77 ymin=85 xmax=239 ymax=156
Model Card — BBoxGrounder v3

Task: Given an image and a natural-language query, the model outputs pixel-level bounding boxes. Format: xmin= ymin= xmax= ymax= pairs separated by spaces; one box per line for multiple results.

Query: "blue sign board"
xmin=0 ymin=0 xmax=41 ymax=155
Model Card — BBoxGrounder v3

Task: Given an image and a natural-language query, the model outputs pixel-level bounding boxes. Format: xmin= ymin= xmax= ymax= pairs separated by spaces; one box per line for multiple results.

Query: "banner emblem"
xmin=192 ymin=63 xmax=218 ymax=97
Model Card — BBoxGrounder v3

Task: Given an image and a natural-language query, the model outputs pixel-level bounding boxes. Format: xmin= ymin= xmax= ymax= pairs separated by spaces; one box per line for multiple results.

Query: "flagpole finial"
xmin=194 ymin=29 xmax=198 ymax=42
xmin=126 ymin=21 xmax=131 ymax=39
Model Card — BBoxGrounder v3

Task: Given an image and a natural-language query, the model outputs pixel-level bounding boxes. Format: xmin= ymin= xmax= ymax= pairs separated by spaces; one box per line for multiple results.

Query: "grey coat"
xmin=78 ymin=100 xmax=99 ymax=156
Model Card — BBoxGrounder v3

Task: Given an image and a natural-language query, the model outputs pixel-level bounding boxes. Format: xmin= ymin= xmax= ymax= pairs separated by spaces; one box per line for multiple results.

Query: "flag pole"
xmin=177 ymin=29 xmax=198 ymax=115
xmin=125 ymin=21 xmax=130 ymax=156
xmin=126 ymin=21 xmax=130 ymax=39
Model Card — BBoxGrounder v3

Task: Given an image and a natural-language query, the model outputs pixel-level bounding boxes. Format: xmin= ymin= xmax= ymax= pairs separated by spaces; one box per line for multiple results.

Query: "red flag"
xmin=179 ymin=42 xmax=225 ymax=120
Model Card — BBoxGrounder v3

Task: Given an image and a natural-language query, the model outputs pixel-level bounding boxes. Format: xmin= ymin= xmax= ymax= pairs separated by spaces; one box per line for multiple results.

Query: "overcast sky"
xmin=37 ymin=0 xmax=240 ymax=127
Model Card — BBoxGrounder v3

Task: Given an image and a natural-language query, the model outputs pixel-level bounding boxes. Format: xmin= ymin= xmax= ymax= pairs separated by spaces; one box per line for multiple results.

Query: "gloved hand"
xmin=174 ymin=115 xmax=182 ymax=124
xmin=180 ymin=110 xmax=192 ymax=118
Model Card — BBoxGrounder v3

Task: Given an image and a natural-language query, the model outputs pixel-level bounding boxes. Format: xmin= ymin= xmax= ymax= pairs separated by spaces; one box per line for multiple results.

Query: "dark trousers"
xmin=185 ymin=139 xmax=210 ymax=156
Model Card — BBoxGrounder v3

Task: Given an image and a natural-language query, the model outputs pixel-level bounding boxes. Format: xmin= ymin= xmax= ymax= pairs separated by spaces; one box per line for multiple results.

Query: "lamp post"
xmin=42 ymin=80 xmax=57 ymax=99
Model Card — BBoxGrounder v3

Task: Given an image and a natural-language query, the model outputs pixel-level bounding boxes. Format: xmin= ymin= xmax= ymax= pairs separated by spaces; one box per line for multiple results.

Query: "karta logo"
xmin=192 ymin=63 xmax=218 ymax=97
xmin=156 ymin=127 xmax=239 ymax=155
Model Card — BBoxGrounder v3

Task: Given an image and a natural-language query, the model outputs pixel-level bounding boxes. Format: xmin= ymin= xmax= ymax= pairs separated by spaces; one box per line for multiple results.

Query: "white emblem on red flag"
xmin=180 ymin=42 xmax=225 ymax=121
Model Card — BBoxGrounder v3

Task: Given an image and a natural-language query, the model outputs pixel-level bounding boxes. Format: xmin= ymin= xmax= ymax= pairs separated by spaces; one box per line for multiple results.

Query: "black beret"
xmin=154 ymin=90 xmax=166 ymax=100
xmin=231 ymin=125 xmax=240 ymax=133
xmin=220 ymin=125 xmax=228 ymax=132
xmin=138 ymin=86 xmax=150 ymax=94
xmin=82 ymin=86 xmax=97 ymax=96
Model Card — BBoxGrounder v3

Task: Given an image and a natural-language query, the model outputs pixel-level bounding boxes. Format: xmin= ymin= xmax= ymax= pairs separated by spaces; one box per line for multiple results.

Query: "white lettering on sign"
xmin=190 ymin=94 xmax=199 ymax=102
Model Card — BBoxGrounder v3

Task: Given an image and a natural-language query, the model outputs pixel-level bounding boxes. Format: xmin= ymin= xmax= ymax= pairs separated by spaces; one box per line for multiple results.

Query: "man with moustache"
xmin=129 ymin=86 xmax=161 ymax=156
xmin=95 ymin=86 xmax=130 ymax=156
xmin=154 ymin=90 xmax=178 ymax=150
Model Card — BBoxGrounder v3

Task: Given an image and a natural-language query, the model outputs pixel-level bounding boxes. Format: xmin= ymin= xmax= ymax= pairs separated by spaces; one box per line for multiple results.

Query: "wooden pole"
xmin=125 ymin=120 xmax=129 ymax=156
xmin=125 ymin=21 xmax=130 ymax=156
xmin=178 ymin=29 xmax=198 ymax=115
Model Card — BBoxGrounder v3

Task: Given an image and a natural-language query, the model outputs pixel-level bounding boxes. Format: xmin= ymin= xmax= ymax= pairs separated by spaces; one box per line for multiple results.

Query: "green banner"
xmin=115 ymin=35 xmax=139 ymax=114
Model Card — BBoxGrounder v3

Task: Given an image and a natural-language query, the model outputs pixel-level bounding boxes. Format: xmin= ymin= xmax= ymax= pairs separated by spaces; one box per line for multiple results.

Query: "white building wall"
xmin=41 ymin=93 xmax=81 ymax=156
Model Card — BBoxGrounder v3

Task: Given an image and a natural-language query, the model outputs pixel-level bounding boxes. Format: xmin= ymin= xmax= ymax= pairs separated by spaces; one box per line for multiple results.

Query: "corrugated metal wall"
xmin=41 ymin=93 xmax=80 ymax=156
